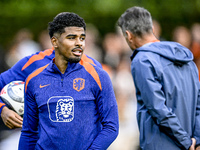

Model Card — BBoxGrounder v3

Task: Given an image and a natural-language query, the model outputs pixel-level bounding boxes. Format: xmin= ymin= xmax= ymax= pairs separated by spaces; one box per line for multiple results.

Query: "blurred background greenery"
xmin=0 ymin=0 xmax=200 ymax=49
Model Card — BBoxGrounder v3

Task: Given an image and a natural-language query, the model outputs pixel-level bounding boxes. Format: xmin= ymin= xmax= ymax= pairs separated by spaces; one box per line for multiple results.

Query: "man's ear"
xmin=125 ymin=30 xmax=134 ymax=43
xmin=51 ymin=36 xmax=58 ymax=48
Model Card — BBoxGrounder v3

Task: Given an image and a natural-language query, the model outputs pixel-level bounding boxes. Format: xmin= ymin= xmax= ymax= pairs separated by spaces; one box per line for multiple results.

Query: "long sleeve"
xmin=0 ymin=49 xmax=55 ymax=114
xmin=88 ymin=71 xmax=119 ymax=150
xmin=18 ymin=81 xmax=39 ymax=150
xmin=0 ymin=57 xmax=30 ymax=113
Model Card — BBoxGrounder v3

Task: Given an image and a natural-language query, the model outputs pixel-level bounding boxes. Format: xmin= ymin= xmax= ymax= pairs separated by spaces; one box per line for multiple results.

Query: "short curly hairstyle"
xmin=48 ymin=12 xmax=86 ymax=38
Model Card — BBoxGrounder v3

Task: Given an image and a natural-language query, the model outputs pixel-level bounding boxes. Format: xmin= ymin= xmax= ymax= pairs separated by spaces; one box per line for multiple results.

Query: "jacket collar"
xmin=47 ymin=58 xmax=80 ymax=74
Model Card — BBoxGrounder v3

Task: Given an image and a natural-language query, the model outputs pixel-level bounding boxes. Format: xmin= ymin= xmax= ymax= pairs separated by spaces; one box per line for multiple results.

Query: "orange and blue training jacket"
xmin=0 ymin=48 xmax=102 ymax=114
xmin=18 ymin=58 xmax=119 ymax=149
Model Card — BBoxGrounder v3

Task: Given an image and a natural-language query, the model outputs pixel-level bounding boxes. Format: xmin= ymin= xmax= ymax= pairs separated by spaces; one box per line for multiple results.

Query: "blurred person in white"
xmin=108 ymin=56 xmax=139 ymax=150
xmin=191 ymin=23 xmax=200 ymax=44
xmin=5 ymin=28 xmax=41 ymax=67
xmin=1 ymin=28 xmax=40 ymax=150
xmin=190 ymin=23 xmax=200 ymax=78
xmin=102 ymin=32 xmax=123 ymax=69
xmin=104 ymin=26 xmax=139 ymax=150
xmin=116 ymin=26 xmax=133 ymax=59
xmin=84 ymin=24 xmax=103 ymax=63
xmin=38 ymin=30 xmax=52 ymax=50
xmin=172 ymin=26 xmax=192 ymax=49
xmin=84 ymin=24 xmax=115 ymax=81
xmin=172 ymin=25 xmax=200 ymax=80
xmin=103 ymin=27 xmax=139 ymax=150
xmin=152 ymin=19 xmax=165 ymax=41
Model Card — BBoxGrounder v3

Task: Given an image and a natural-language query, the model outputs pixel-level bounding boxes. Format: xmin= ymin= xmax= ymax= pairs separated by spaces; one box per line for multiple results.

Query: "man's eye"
xmin=80 ymin=37 xmax=85 ymax=40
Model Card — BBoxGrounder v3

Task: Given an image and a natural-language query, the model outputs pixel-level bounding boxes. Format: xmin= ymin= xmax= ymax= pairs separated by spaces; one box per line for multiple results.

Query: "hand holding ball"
xmin=0 ymin=81 xmax=24 ymax=116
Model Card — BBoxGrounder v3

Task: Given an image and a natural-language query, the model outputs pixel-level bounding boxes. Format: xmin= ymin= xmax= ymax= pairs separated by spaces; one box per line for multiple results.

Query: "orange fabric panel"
xmin=22 ymin=49 xmax=53 ymax=71
xmin=25 ymin=64 xmax=49 ymax=92
xmin=79 ymin=59 xmax=102 ymax=90
xmin=0 ymin=103 xmax=6 ymax=109
xmin=81 ymin=54 xmax=96 ymax=66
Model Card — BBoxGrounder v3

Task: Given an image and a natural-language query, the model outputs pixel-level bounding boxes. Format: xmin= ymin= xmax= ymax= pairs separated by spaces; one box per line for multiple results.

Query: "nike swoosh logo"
xmin=39 ymin=84 xmax=50 ymax=88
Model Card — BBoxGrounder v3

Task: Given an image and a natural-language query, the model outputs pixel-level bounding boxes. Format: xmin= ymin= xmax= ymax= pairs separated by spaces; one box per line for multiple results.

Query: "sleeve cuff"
xmin=0 ymin=103 xmax=6 ymax=115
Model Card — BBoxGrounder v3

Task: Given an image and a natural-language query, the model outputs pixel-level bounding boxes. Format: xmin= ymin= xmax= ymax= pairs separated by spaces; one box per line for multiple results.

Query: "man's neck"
xmin=135 ymin=34 xmax=158 ymax=49
xmin=54 ymin=56 xmax=68 ymax=74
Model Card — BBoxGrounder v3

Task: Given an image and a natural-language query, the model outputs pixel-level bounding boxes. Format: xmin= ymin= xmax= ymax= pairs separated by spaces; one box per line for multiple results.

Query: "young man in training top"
xmin=18 ymin=12 xmax=119 ymax=150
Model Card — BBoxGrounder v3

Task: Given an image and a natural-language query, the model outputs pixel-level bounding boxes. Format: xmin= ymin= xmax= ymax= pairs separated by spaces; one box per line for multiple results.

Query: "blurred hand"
xmin=1 ymin=106 xmax=23 ymax=129
xmin=189 ymin=138 xmax=196 ymax=150
xmin=196 ymin=146 xmax=200 ymax=150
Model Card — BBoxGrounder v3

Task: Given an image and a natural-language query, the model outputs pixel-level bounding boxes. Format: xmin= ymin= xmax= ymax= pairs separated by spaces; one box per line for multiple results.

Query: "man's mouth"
xmin=72 ymin=48 xmax=83 ymax=56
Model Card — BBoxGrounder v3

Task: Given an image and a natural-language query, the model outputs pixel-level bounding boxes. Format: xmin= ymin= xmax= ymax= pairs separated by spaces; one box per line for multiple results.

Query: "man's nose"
xmin=75 ymin=38 xmax=83 ymax=46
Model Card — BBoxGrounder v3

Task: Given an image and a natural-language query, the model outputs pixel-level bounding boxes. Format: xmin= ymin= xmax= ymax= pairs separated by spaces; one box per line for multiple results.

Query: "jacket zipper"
xmin=61 ymin=73 xmax=64 ymax=87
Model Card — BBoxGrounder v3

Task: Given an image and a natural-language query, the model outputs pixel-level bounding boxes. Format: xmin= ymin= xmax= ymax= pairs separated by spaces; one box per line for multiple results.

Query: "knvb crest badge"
xmin=73 ymin=78 xmax=85 ymax=92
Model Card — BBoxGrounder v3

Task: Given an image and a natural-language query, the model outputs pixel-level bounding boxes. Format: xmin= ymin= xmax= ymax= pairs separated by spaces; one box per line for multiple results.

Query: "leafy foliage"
xmin=0 ymin=0 xmax=199 ymax=48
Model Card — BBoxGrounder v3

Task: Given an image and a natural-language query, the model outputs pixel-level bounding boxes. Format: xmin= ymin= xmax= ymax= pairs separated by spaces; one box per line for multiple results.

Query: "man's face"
xmin=53 ymin=26 xmax=86 ymax=63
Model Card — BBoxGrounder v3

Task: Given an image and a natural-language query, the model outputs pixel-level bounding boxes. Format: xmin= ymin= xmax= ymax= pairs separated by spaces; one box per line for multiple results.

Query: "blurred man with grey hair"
xmin=118 ymin=6 xmax=200 ymax=150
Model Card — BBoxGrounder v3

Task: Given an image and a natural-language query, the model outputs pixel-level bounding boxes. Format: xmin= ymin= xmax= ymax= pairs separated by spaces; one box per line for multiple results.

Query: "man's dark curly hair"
xmin=48 ymin=12 xmax=86 ymax=38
